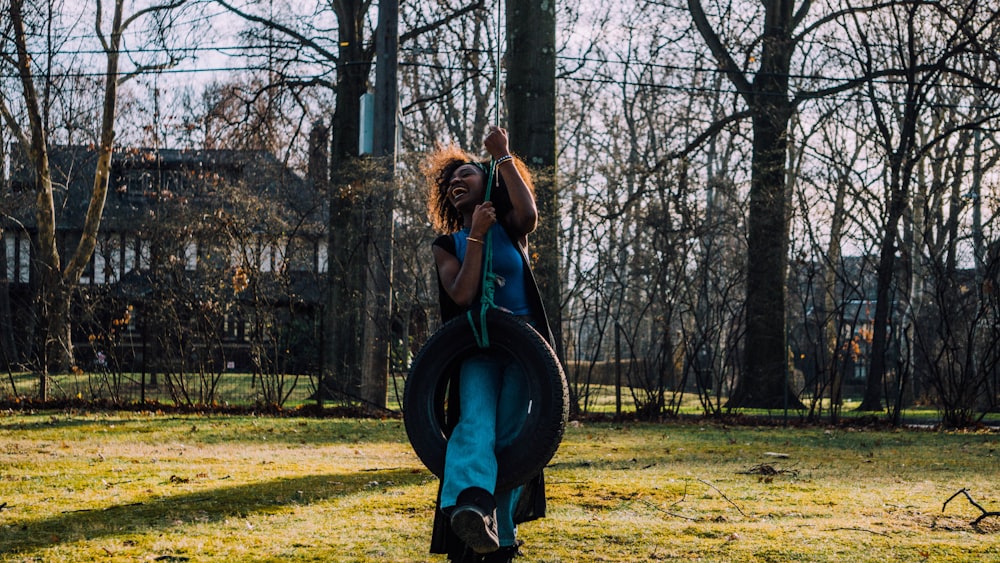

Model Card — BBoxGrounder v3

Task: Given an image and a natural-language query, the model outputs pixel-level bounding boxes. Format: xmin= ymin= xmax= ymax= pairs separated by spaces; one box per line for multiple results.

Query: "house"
xmin=1 ymin=142 xmax=329 ymax=379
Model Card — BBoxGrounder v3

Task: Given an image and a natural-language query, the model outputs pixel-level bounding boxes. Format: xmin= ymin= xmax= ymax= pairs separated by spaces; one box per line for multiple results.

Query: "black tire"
xmin=404 ymin=309 xmax=569 ymax=491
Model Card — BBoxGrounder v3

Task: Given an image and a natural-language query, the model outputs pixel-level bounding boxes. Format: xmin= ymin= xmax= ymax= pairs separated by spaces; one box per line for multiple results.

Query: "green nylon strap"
xmin=467 ymin=158 xmax=498 ymax=348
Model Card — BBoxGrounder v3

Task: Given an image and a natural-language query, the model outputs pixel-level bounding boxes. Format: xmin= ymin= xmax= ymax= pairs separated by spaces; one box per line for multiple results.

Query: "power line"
xmin=6 ymin=38 xmax=997 ymax=103
xmin=11 ymin=40 xmax=995 ymax=96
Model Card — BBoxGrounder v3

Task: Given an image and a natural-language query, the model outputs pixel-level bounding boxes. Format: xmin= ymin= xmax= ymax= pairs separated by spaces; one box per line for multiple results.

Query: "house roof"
xmin=7 ymin=145 xmax=324 ymax=232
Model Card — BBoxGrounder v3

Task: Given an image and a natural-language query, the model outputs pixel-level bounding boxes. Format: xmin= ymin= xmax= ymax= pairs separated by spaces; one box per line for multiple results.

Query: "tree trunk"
xmin=689 ymin=0 xmax=807 ymax=409
xmin=13 ymin=0 xmax=69 ymax=380
xmin=728 ymin=4 xmax=803 ymax=408
xmin=506 ymin=0 xmax=562 ymax=359
xmin=44 ymin=280 xmax=75 ymax=376
xmin=859 ymin=165 xmax=908 ymax=411
xmin=324 ymin=0 xmax=373 ymax=402
xmin=858 ymin=3 xmax=924 ymax=413
xmin=727 ymin=112 xmax=802 ymax=409
xmin=823 ymin=175 xmax=848 ymax=420
xmin=8 ymin=0 xmax=174 ymax=388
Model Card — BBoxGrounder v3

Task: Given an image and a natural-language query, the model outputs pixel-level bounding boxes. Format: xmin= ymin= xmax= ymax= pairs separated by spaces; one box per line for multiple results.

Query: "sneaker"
xmin=450 ymin=504 xmax=500 ymax=554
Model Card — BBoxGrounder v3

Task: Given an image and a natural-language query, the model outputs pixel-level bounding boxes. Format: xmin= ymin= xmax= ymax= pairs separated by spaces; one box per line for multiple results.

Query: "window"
xmin=184 ymin=240 xmax=198 ymax=271
xmin=318 ymin=239 xmax=328 ymax=274
xmin=4 ymin=232 xmax=14 ymax=281
xmin=19 ymin=236 xmax=29 ymax=283
xmin=95 ymin=233 xmax=123 ymax=284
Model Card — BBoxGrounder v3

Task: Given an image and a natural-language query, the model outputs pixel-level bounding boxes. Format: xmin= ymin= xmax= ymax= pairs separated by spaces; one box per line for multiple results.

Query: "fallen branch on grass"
xmin=630 ymin=479 xmax=751 ymax=522
xmin=942 ymin=488 xmax=1000 ymax=530
xmin=829 ymin=526 xmax=891 ymax=537
xmin=635 ymin=497 xmax=698 ymax=521
xmin=698 ymin=479 xmax=750 ymax=519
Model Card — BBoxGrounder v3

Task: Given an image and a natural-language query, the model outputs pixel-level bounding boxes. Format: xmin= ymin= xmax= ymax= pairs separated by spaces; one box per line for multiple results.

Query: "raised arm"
xmin=484 ymin=126 xmax=537 ymax=238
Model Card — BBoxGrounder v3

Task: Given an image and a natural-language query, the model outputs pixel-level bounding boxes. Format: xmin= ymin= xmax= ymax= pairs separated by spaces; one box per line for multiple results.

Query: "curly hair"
xmin=423 ymin=143 xmax=535 ymax=234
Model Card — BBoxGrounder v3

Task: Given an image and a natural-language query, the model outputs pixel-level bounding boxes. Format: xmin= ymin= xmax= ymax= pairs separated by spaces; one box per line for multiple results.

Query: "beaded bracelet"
xmin=495 ymin=154 xmax=513 ymax=166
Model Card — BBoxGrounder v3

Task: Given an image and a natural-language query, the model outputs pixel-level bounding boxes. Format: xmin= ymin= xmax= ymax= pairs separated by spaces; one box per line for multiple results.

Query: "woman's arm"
xmin=485 ymin=126 xmax=537 ymax=238
xmin=434 ymin=203 xmax=496 ymax=307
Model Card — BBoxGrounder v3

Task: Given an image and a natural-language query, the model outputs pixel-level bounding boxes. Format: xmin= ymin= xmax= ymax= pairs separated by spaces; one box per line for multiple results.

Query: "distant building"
xmin=1 ymin=143 xmax=328 ymax=375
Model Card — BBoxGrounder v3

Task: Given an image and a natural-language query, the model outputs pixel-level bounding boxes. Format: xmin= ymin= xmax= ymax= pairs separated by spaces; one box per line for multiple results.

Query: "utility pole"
xmin=360 ymin=0 xmax=398 ymax=408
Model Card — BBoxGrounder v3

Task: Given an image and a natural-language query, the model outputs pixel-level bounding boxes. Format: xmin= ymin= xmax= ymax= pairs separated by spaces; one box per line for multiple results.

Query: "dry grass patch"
xmin=0 ymin=412 xmax=997 ymax=562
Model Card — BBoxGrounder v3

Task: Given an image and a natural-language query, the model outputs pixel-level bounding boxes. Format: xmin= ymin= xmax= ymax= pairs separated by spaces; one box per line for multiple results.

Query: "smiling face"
xmin=446 ymin=163 xmax=486 ymax=212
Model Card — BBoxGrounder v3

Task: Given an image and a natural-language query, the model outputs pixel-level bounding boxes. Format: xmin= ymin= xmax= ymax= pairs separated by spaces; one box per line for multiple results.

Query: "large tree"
xmin=507 ymin=0 xmax=562 ymax=357
xmin=850 ymin=1 xmax=1000 ymax=413
xmin=687 ymin=0 xmax=809 ymax=408
xmin=684 ymin=0 xmax=936 ymax=408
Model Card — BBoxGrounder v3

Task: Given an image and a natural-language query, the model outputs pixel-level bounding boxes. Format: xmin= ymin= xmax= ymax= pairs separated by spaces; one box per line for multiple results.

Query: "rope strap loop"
xmin=467 ymin=158 xmax=499 ymax=348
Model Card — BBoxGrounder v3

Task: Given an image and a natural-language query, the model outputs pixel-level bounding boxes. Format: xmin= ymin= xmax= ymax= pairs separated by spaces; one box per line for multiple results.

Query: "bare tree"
xmin=553 ymin=3 xmax=748 ymax=417
xmin=847 ymin=1 xmax=1000 ymax=413
xmin=1 ymin=0 xmax=193 ymax=397
xmin=787 ymin=96 xmax=872 ymax=421
xmin=906 ymin=78 xmax=1000 ymax=426
xmin=673 ymin=0 xmax=1000 ymax=411
xmin=684 ymin=0 xmax=809 ymax=408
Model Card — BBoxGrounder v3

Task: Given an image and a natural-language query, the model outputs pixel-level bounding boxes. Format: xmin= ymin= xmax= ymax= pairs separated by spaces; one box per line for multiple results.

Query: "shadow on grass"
xmin=0 ymin=466 xmax=428 ymax=556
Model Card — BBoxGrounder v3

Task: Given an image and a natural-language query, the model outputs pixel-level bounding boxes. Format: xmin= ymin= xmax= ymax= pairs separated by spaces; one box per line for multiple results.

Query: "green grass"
xmin=7 ymin=371 xmax=999 ymax=428
xmin=1 ymin=412 xmax=997 ymax=562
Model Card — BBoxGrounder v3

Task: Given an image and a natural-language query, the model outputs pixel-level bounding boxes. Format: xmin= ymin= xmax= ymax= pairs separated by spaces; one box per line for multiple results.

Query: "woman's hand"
xmin=470 ymin=201 xmax=496 ymax=238
xmin=484 ymin=125 xmax=511 ymax=160
xmin=435 ymin=201 xmax=495 ymax=308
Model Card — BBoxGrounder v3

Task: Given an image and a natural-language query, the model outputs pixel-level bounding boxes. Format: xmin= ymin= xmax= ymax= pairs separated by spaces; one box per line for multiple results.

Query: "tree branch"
xmin=698 ymin=478 xmax=750 ymax=519
xmin=635 ymin=497 xmax=698 ymax=521
xmin=943 ymin=488 xmax=1000 ymax=529
xmin=0 ymin=99 xmax=29 ymax=149
xmin=119 ymin=58 xmax=181 ymax=86
xmin=400 ymin=68 xmax=483 ymax=116
xmin=120 ymin=0 xmax=189 ymax=32
xmin=400 ymin=1 xmax=485 ymax=44
xmin=686 ymin=0 xmax=753 ymax=102
xmin=649 ymin=109 xmax=754 ymax=174
xmin=792 ymin=1 xmax=907 ymax=43
xmin=214 ymin=0 xmax=340 ymax=64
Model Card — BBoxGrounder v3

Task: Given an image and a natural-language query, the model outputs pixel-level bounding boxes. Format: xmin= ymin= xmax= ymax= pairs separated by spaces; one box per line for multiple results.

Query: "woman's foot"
xmin=450 ymin=487 xmax=499 ymax=554
xmin=450 ymin=504 xmax=499 ymax=554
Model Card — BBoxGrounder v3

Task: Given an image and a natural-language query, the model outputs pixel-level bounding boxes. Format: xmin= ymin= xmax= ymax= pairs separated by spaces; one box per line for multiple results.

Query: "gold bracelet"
xmin=467 ymin=236 xmax=485 ymax=245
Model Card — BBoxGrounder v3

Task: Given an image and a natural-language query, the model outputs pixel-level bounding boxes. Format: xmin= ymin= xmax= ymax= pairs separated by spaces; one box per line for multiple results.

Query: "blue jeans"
xmin=441 ymin=353 xmax=529 ymax=546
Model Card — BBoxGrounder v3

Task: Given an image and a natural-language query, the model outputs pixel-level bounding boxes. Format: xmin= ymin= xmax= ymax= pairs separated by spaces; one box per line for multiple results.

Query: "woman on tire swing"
xmin=423 ymin=126 xmax=555 ymax=563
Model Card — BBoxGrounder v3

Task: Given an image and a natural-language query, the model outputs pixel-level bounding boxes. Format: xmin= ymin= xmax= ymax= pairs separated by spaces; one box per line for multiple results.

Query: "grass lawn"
xmin=0 ymin=411 xmax=997 ymax=562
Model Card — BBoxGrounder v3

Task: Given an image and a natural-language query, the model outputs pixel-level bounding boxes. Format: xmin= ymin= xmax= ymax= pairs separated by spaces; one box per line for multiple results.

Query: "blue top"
xmin=453 ymin=225 xmax=531 ymax=316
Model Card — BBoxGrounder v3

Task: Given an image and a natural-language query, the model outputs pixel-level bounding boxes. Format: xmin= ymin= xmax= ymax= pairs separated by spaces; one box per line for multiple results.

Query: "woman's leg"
xmin=441 ymin=355 xmax=532 ymax=552
xmin=441 ymin=355 xmax=506 ymax=554
xmin=494 ymin=360 xmax=528 ymax=547
xmin=441 ymin=355 xmax=504 ymax=508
